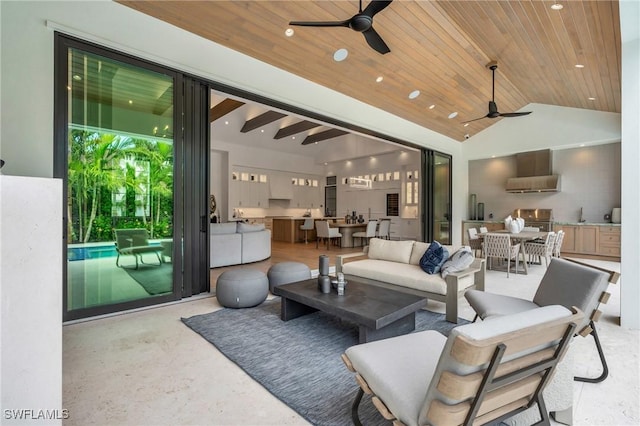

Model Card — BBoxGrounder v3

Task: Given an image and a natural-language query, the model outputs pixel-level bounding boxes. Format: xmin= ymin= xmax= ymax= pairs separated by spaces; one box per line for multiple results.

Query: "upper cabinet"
xmin=231 ymin=171 xmax=269 ymax=208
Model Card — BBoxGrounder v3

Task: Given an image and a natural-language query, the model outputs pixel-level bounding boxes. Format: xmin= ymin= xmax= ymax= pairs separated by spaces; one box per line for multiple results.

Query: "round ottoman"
xmin=267 ymin=261 xmax=312 ymax=293
xmin=216 ymin=269 xmax=268 ymax=308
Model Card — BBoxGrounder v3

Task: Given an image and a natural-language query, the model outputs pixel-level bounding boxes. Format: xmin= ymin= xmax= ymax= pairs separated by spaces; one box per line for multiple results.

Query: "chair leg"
xmin=350 ymin=388 xmax=365 ymax=426
xmin=575 ymin=321 xmax=609 ymax=383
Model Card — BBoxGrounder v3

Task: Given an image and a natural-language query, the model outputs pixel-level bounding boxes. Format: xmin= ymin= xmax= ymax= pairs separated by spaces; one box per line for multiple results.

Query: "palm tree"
xmin=68 ymin=131 xmax=131 ymax=243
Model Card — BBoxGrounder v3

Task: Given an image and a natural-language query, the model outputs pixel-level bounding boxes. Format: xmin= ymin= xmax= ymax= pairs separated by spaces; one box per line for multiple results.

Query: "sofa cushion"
xmin=210 ymin=222 xmax=238 ymax=235
xmin=368 ymin=238 xmax=414 ymax=264
xmin=419 ymin=241 xmax=449 ymax=274
xmin=409 ymin=242 xmax=430 ymax=265
xmin=343 ymin=259 xmax=474 ymax=295
xmin=441 ymin=247 xmax=474 ymax=278
xmin=237 ymin=222 xmax=265 ymax=233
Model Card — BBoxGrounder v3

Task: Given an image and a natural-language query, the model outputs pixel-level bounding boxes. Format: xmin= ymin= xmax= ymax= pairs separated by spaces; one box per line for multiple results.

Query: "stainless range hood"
xmin=506 ymin=150 xmax=560 ymax=193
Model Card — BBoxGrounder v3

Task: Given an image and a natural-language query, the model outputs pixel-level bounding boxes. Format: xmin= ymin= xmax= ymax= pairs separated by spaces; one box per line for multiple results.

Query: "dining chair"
xmin=483 ymin=233 xmax=520 ymax=277
xmin=352 ymin=220 xmax=377 ymax=246
xmin=467 ymin=227 xmax=483 ymax=257
xmin=553 ymin=230 xmax=565 ymax=257
xmin=299 ymin=218 xmax=315 ymax=244
xmin=315 ymin=220 xmax=341 ymax=249
xmin=376 ymin=219 xmax=391 ymax=240
xmin=524 ymin=231 xmax=556 ymax=267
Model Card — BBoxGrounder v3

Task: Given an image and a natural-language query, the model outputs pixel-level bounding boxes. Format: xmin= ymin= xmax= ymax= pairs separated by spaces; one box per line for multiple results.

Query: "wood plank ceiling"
xmin=118 ymin=0 xmax=621 ymax=143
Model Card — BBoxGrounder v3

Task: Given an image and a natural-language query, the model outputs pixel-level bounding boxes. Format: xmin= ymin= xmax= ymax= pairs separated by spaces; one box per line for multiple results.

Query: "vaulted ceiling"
xmin=118 ymin=0 xmax=621 ymax=143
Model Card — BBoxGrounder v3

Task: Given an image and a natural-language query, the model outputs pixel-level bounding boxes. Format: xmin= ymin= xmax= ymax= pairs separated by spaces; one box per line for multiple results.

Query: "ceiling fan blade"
xmin=498 ymin=111 xmax=533 ymax=117
xmin=362 ymin=0 xmax=393 ymax=18
xmin=462 ymin=114 xmax=490 ymax=124
xmin=362 ymin=27 xmax=390 ymax=54
xmin=289 ymin=20 xmax=350 ymax=28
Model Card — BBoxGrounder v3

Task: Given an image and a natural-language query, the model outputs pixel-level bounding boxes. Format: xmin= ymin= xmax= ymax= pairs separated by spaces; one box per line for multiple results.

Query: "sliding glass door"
xmin=56 ymin=36 xmax=191 ymax=320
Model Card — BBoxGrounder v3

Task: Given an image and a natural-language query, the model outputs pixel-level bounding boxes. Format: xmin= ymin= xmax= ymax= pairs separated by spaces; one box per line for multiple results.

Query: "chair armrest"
xmin=446 ymin=258 xmax=486 ymax=291
xmin=335 ymin=251 xmax=368 ymax=273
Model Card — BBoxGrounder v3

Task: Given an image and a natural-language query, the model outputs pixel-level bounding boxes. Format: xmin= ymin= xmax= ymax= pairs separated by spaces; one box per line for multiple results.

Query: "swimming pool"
xmin=68 ymin=242 xmax=165 ymax=261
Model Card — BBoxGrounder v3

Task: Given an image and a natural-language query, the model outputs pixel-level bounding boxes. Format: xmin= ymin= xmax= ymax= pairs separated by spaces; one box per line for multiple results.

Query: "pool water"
xmin=68 ymin=245 xmax=118 ymax=261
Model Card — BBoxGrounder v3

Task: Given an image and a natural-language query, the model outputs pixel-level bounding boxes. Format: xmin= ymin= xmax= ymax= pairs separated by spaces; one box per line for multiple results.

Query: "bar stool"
xmin=300 ymin=218 xmax=314 ymax=243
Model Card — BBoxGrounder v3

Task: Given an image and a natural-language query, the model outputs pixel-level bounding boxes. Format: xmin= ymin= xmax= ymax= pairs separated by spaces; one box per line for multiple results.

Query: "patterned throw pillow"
xmin=419 ymin=241 xmax=449 ymax=274
xmin=440 ymin=246 xmax=474 ymax=278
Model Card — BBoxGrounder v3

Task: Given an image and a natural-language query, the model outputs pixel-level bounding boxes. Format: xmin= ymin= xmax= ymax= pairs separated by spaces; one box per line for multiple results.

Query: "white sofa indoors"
xmin=336 ymin=238 xmax=485 ymax=323
xmin=210 ymin=222 xmax=271 ymax=268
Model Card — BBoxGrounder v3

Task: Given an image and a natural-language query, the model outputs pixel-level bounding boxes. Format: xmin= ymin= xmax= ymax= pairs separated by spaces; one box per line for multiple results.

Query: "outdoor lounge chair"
xmin=114 ymin=228 xmax=164 ymax=269
xmin=465 ymin=257 xmax=620 ymax=384
xmin=342 ymin=305 xmax=582 ymax=426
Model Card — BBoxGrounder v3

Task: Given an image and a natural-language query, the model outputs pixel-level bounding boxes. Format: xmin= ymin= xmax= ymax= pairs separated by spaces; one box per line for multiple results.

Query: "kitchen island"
xmin=271 ymin=217 xmax=341 ymax=243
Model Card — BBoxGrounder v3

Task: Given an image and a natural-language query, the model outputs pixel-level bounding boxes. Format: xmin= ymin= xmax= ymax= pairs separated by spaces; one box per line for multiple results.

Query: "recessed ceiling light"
xmin=575 ymin=64 xmax=585 ymax=68
xmin=448 ymin=112 xmax=458 ymax=119
xmin=72 ymin=74 xmax=82 ymax=81
xmin=333 ymin=48 xmax=348 ymax=62
xmin=551 ymin=3 xmax=563 ymax=10
xmin=429 ymin=104 xmax=436 ymax=109
xmin=580 ymin=144 xmax=585 ymax=147
xmin=588 ymin=97 xmax=596 ymax=100
xmin=225 ymin=121 xmax=229 ymax=125
xmin=463 ymin=123 xmax=469 ymax=127
xmin=376 ymin=76 xmax=384 ymax=83
xmin=292 ymin=136 xmax=295 ymax=140
xmin=285 ymin=28 xmax=294 ymax=37
xmin=409 ymin=90 xmax=420 ymax=99
xmin=128 ymin=100 xmax=133 ymax=104
xmin=491 ymin=155 xmax=496 ymax=158
xmin=324 ymin=162 xmax=328 ymax=166
xmin=261 ymin=129 xmax=264 ymax=133
xmin=315 ymin=141 xmax=319 ymax=145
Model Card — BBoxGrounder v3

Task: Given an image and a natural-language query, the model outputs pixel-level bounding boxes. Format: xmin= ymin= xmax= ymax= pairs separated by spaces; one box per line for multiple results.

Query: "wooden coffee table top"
xmin=273 ymin=278 xmax=427 ymax=330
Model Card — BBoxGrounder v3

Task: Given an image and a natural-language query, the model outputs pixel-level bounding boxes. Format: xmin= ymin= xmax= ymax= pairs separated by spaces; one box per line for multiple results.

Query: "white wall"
xmin=1 ymin=176 xmax=63 ymax=425
xmin=463 ymin=103 xmax=621 ymax=160
xmin=619 ymin=0 xmax=640 ymax=329
xmin=468 ymin=143 xmax=621 ymax=223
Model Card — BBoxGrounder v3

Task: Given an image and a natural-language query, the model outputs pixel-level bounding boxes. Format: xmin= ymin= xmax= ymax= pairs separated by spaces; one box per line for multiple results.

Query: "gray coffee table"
xmin=272 ymin=278 xmax=427 ymax=343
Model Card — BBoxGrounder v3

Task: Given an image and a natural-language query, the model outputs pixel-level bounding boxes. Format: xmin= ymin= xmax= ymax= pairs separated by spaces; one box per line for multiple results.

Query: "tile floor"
xmin=62 ymin=257 xmax=639 ymax=425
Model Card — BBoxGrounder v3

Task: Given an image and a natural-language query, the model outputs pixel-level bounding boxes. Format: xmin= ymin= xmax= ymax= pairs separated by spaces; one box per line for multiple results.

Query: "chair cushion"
xmin=368 ymin=238 xmax=414 ymax=264
xmin=465 ymin=289 xmax=539 ymax=320
xmin=210 ymin=222 xmax=238 ymax=235
xmin=345 ymin=330 xmax=447 ymax=426
xmin=440 ymin=247 xmax=474 ymax=278
xmin=533 ymin=258 xmax=611 ymax=330
xmin=419 ymin=241 xmax=449 ymax=274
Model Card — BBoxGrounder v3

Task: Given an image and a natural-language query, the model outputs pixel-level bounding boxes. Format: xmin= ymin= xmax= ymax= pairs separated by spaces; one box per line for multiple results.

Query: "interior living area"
xmin=1 ymin=1 xmax=639 ymax=425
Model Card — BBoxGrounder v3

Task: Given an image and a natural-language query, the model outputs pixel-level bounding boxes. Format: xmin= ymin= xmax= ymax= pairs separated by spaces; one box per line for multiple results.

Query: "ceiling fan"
xmin=289 ymin=0 xmax=393 ymax=55
xmin=463 ymin=61 xmax=532 ymax=124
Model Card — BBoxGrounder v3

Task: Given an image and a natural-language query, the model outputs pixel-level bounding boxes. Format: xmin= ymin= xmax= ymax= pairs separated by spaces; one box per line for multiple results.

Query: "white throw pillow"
xmin=368 ymin=238 xmax=414 ymax=264
xmin=440 ymin=246 xmax=474 ymax=278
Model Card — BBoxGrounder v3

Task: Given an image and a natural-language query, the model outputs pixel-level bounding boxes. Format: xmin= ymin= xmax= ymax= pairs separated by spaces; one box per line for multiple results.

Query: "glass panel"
xmin=433 ymin=153 xmax=451 ymax=244
xmin=66 ymin=47 xmax=175 ymax=312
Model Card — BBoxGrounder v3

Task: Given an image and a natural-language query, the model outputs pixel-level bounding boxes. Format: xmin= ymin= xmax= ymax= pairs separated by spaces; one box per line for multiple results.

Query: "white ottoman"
xmin=267 ymin=262 xmax=312 ymax=293
xmin=216 ymin=269 xmax=268 ymax=308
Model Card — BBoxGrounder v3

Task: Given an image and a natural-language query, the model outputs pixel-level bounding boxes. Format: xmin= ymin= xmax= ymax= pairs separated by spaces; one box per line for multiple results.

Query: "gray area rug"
xmin=182 ymin=299 xmax=469 ymax=425
xmin=124 ymin=263 xmax=172 ymax=295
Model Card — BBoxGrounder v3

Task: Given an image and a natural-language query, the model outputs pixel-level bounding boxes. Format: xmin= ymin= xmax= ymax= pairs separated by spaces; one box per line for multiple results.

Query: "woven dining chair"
xmin=524 ymin=232 xmax=556 ymax=267
xmin=467 ymin=227 xmax=483 ymax=257
xmin=483 ymin=233 xmax=520 ymax=277
xmin=553 ymin=230 xmax=565 ymax=258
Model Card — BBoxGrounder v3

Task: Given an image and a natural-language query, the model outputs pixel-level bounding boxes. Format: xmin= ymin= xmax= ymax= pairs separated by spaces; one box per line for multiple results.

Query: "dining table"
xmin=478 ymin=230 xmax=549 ymax=275
xmin=329 ymin=222 xmax=367 ymax=248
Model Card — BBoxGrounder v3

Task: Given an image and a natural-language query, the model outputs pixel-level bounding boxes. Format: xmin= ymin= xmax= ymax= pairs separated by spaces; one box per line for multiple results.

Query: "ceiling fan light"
xmin=551 ymin=3 xmax=563 ymax=10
